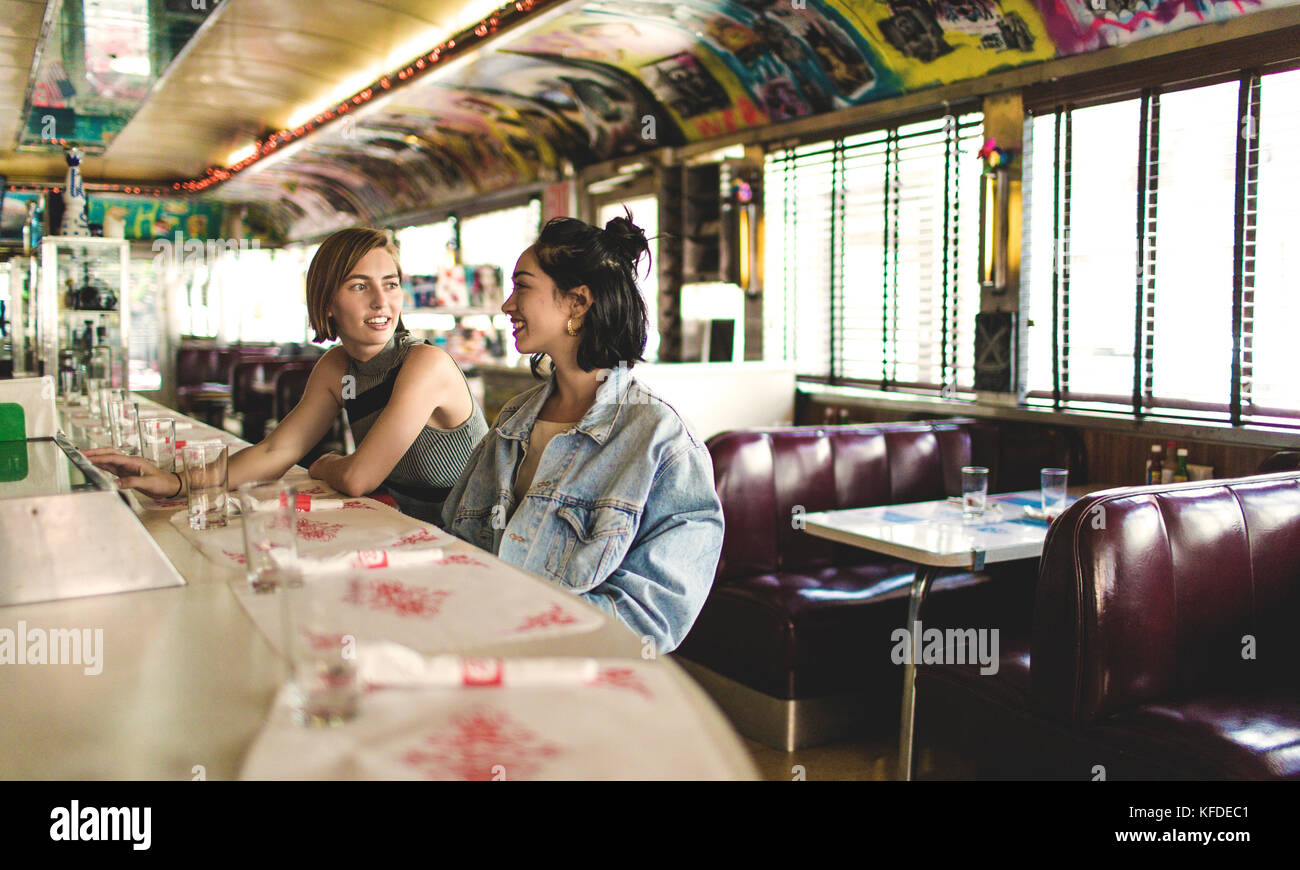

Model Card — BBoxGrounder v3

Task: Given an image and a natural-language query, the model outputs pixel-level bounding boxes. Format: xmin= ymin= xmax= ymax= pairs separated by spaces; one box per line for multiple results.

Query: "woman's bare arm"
xmin=309 ymin=344 xmax=470 ymax=497
xmin=225 ymin=349 xmax=348 ymax=490
xmin=86 ymin=350 xmax=347 ymax=496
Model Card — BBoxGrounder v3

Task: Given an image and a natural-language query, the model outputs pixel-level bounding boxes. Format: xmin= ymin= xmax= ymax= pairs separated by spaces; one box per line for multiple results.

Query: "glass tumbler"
xmin=961 ymin=466 xmax=989 ymax=521
xmin=238 ymin=480 xmax=300 ymax=593
xmin=181 ymin=441 xmax=229 ymax=530
xmin=280 ymin=577 xmax=360 ymax=727
xmin=139 ymin=417 xmax=176 ymax=473
xmin=1041 ymin=468 xmax=1069 ymax=519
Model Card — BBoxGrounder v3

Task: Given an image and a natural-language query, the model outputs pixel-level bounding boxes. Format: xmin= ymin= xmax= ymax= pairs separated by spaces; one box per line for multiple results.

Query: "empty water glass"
xmin=182 ymin=441 xmax=228 ymax=530
xmin=139 ymin=417 xmax=176 ymax=472
xmin=96 ymin=386 xmax=114 ymax=426
xmin=961 ymin=466 xmax=989 ymax=521
xmin=1041 ymin=468 xmax=1069 ymax=519
xmin=238 ymin=480 xmax=299 ymax=593
xmin=281 ymin=578 xmax=359 ymax=727
xmin=107 ymin=399 xmax=134 ymax=454
xmin=59 ymin=366 xmax=83 ymax=400
xmin=84 ymin=376 xmax=104 ymax=408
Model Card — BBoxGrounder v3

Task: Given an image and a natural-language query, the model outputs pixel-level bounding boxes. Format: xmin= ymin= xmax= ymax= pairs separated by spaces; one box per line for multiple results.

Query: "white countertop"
xmin=0 ymin=397 xmax=757 ymax=780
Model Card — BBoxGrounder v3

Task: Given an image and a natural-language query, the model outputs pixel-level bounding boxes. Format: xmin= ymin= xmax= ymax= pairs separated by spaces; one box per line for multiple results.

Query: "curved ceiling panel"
xmin=214 ymin=0 xmax=1298 ymax=241
xmin=5 ymin=0 xmax=1298 ymax=241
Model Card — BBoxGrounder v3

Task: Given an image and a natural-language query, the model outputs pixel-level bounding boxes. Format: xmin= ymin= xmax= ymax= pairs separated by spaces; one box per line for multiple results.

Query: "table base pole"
xmin=898 ymin=565 xmax=939 ymax=781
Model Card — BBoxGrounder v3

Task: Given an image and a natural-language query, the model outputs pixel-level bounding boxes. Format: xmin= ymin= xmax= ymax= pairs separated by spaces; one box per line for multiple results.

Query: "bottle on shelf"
xmin=1174 ymin=448 xmax=1190 ymax=483
xmin=1146 ymin=444 xmax=1163 ymax=485
xmin=1162 ymin=441 xmax=1177 ymax=484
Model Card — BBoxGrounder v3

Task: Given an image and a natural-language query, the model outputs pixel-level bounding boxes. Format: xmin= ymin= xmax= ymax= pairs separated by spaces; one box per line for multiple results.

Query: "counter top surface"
xmin=0 ymin=397 xmax=756 ymax=780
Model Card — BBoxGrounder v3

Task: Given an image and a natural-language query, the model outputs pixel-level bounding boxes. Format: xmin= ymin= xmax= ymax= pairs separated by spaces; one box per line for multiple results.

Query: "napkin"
xmin=291 ymin=547 xmax=447 ymax=575
xmin=357 ymin=642 xmax=599 ymax=689
xmin=237 ymin=493 xmax=347 ymax=514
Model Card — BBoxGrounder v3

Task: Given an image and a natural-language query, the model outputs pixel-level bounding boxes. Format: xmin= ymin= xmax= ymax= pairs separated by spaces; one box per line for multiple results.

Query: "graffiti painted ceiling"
xmin=4 ymin=0 xmax=1295 ymax=240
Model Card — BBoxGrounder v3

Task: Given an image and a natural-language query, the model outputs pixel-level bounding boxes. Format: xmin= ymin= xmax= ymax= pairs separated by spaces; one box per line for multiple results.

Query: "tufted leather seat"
xmin=674 ymin=420 xmax=1075 ymax=749
xmin=1258 ymin=450 xmax=1300 ymax=473
xmin=176 ymin=343 xmax=281 ymax=426
xmin=917 ymin=470 xmax=1300 ymax=779
xmin=230 ymin=356 xmax=317 ymax=442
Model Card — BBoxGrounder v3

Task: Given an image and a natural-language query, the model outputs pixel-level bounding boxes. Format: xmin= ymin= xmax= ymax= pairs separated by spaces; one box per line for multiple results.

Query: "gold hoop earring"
xmin=567 ymin=317 xmax=580 ymax=336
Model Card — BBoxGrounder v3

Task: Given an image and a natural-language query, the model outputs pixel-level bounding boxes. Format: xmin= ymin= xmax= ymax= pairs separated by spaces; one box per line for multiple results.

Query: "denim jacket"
xmin=440 ymin=364 xmax=723 ymax=653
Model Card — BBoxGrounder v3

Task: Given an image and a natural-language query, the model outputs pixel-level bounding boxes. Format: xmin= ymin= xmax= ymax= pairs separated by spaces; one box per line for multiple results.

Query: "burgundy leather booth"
xmin=273 ymin=364 xmax=345 ymax=467
xmin=230 ymin=356 xmax=316 ymax=442
xmin=176 ymin=342 xmax=280 ymax=424
xmin=916 ymin=470 xmax=1300 ymax=780
xmin=674 ymin=420 xmax=1079 ymax=749
xmin=1259 ymin=450 xmax=1300 ymax=473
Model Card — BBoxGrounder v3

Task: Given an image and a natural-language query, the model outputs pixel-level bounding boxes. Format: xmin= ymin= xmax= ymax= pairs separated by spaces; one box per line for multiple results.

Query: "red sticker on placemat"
xmin=356 ymin=549 xmax=389 ymax=569
xmin=461 ymin=658 xmax=504 ymax=687
xmin=280 ymin=491 xmax=313 ymax=511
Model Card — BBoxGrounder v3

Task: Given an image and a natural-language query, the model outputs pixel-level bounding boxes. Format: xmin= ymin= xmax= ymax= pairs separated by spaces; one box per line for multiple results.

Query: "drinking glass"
xmin=96 ymin=385 xmax=115 ymax=426
xmin=182 ymin=441 xmax=228 ymax=530
xmin=239 ymin=480 xmax=299 ymax=593
xmin=84 ymin=376 xmax=104 ymax=408
xmin=961 ymin=466 xmax=989 ymax=521
xmin=107 ymin=399 xmax=129 ymax=452
xmin=59 ymin=366 xmax=83 ymax=400
xmin=111 ymin=400 xmax=143 ymax=454
xmin=280 ymin=578 xmax=359 ymax=726
xmin=1041 ymin=468 xmax=1069 ymax=519
xmin=139 ymin=417 xmax=176 ymax=472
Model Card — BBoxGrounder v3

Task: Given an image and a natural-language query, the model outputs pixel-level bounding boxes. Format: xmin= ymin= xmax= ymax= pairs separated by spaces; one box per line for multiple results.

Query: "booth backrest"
xmin=1033 ymin=471 xmax=1300 ymax=726
xmin=232 ymin=356 xmax=316 ymax=416
xmin=273 ymin=363 xmax=316 ymax=420
xmin=176 ymin=347 xmax=223 ymax=388
xmin=178 ymin=343 xmax=281 ymax=391
xmin=707 ymin=421 xmax=975 ymax=582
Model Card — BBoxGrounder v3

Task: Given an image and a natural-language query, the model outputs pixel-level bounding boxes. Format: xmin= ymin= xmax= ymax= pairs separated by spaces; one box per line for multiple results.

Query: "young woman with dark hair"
xmin=440 ymin=212 xmax=723 ymax=653
xmin=86 ymin=227 xmax=488 ymax=524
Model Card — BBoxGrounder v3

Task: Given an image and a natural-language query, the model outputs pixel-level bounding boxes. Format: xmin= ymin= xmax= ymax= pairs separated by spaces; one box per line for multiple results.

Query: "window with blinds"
xmin=1024 ymin=68 xmax=1300 ymax=427
xmin=764 ymin=111 xmax=984 ymax=395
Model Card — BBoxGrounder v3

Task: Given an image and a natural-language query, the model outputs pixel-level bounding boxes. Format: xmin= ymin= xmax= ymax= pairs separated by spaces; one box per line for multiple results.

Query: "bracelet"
xmin=167 ymin=472 xmax=183 ymax=499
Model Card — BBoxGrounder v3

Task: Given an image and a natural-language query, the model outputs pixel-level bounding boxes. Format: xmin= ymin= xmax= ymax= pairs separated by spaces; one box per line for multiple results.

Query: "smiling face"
xmin=503 ymin=246 xmax=583 ymax=357
xmin=327 ymin=247 xmax=402 ymax=351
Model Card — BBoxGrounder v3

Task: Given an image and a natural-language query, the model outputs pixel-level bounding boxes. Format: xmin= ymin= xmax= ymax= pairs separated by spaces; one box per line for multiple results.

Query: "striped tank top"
xmin=344 ymin=330 xmax=488 ymax=524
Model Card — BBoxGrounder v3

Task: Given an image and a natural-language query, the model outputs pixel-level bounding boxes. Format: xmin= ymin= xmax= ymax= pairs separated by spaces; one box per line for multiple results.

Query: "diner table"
xmin=802 ymin=488 xmax=1088 ymax=782
xmin=0 ymin=393 xmax=758 ymax=780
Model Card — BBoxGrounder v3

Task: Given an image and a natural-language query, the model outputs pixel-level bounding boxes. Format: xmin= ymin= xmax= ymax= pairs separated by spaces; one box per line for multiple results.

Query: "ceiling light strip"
xmin=4 ymin=181 xmax=169 ymax=197
xmin=174 ymin=0 xmax=561 ymax=195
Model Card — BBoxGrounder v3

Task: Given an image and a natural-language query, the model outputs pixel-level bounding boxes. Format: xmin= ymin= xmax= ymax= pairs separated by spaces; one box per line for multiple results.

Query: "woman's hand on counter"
xmin=81 ymin=448 xmax=183 ymax=499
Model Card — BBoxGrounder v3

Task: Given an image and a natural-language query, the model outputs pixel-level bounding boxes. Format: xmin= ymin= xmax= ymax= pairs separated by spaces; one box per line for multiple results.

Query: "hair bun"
xmin=602 ymin=209 xmax=651 ymax=272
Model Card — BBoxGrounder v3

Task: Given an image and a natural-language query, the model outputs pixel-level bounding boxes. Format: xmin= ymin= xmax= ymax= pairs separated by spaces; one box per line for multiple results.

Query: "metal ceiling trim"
xmin=10 ymin=0 xmax=61 ymax=151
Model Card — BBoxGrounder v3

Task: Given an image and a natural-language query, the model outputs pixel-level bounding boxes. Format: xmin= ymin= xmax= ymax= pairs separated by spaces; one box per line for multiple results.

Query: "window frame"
xmin=1023 ymin=67 xmax=1299 ymax=428
xmin=765 ymin=103 xmax=984 ymax=399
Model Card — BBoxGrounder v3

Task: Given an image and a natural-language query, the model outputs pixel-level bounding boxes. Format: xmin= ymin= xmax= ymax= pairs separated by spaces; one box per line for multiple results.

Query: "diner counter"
xmin=0 ymin=396 xmax=758 ymax=780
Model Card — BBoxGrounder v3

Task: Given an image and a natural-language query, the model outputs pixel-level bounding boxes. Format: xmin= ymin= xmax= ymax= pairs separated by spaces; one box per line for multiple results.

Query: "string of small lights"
xmin=3 ymin=182 xmax=168 ymax=197
xmin=176 ymin=0 xmax=549 ymax=194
